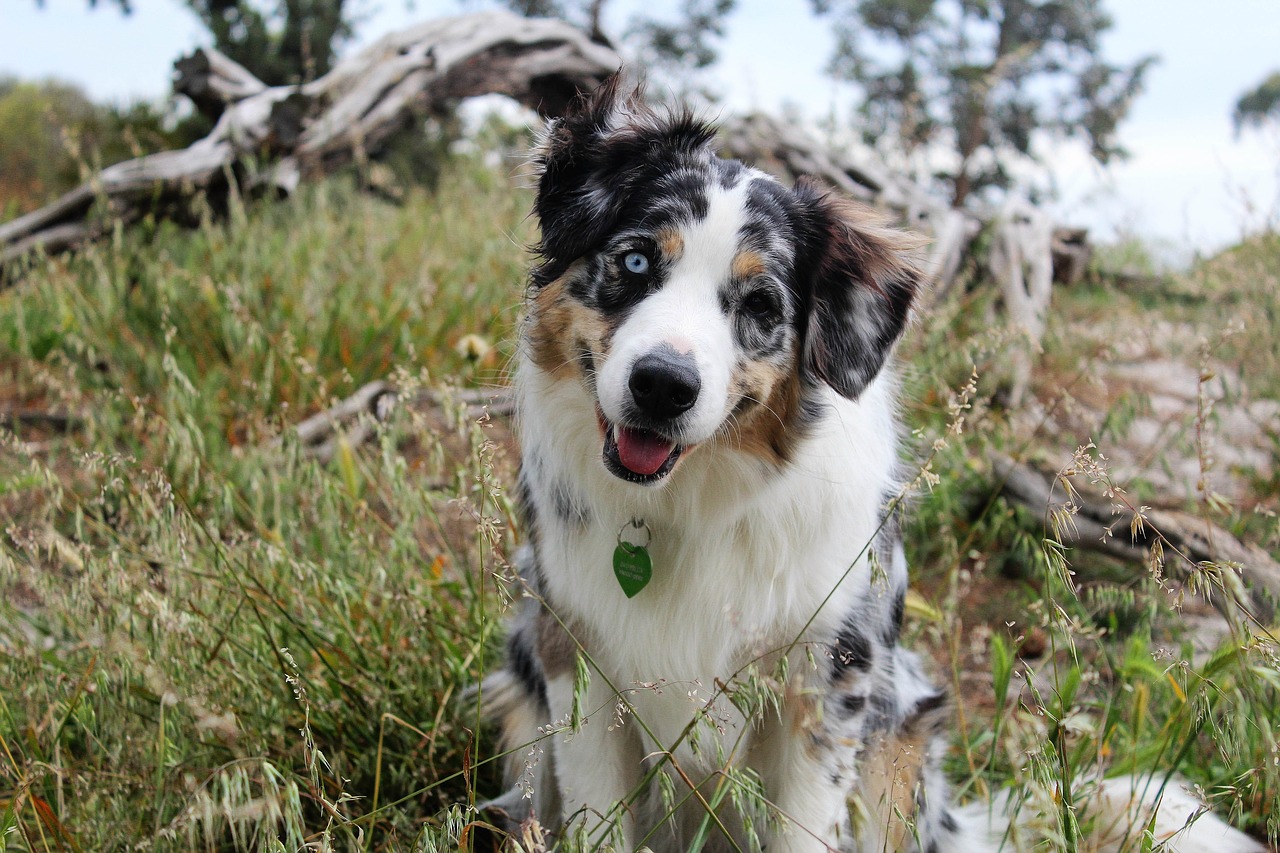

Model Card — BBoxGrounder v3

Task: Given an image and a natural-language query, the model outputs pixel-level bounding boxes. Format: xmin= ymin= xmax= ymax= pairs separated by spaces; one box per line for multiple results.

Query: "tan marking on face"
xmin=731 ymin=250 xmax=767 ymax=281
xmin=536 ymin=607 xmax=580 ymax=678
xmin=526 ymin=262 xmax=611 ymax=379
xmin=657 ymin=228 xmax=684 ymax=263
xmin=722 ymin=350 xmax=805 ymax=466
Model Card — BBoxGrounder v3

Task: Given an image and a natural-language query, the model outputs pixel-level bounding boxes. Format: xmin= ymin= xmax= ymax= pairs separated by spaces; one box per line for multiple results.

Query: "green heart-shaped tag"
xmin=613 ymin=541 xmax=652 ymax=598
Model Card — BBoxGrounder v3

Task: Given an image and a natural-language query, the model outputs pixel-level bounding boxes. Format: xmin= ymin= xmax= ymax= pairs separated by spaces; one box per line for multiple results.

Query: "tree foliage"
xmin=627 ymin=0 xmax=736 ymax=72
xmin=1233 ymin=70 xmax=1280 ymax=136
xmin=499 ymin=0 xmax=737 ymax=93
xmin=812 ymin=0 xmax=1155 ymax=207
xmin=183 ymin=0 xmax=354 ymax=85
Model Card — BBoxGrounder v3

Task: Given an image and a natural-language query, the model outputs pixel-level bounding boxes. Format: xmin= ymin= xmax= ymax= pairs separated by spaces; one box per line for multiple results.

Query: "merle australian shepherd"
xmin=476 ymin=78 xmax=1265 ymax=853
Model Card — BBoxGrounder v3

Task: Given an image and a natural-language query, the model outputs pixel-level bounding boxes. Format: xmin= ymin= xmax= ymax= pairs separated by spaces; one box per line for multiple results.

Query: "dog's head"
xmin=524 ymin=77 xmax=922 ymax=486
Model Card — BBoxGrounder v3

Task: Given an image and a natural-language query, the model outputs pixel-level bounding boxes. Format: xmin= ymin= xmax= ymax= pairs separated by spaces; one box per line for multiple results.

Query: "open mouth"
xmin=598 ymin=411 xmax=684 ymax=484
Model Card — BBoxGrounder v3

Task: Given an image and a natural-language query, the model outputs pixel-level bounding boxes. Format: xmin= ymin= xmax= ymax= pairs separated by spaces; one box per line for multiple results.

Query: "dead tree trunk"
xmin=988 ymin=198 xmax=1056 ymax=407
xmin=991 ymin=452 xmax=1280 ymax=623
xmin=0 ymin=12 xmax=620 ymax=276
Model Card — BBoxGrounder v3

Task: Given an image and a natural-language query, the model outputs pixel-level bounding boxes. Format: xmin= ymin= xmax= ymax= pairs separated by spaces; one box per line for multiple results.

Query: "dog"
xmin=476 ymin=77 xmax=1267 ymax=853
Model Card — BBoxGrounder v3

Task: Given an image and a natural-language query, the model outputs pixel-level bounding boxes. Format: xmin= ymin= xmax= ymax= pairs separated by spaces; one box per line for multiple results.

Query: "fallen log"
xmin=173 ymin=48 xmax=267 ymax=120
xmin=291 ymin=380 xmax=399 ymax=449
xmin=990 ymin=451 xmax=1280 ymax=623
xmin=1 ymin=12 xmax=621 ymax=277
xmin=280 ymin=379 xmax=514 ymax=463
xmin=0 ymin=409 xmax=85 ymax=433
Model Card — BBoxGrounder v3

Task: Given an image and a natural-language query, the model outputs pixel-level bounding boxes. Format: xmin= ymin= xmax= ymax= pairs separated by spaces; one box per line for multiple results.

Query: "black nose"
xmin=628 ymin=350 xmax=701 ymax=421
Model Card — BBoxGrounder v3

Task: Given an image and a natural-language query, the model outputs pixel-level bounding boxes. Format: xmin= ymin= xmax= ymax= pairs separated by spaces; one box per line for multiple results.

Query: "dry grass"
xmin=1 ymin=151 xmax=1277 ymax=851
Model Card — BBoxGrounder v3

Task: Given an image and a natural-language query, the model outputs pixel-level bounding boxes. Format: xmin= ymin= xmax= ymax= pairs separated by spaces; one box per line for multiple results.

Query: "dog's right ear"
xmin=530 ymin=75 xmax=716 ymax=287
xmin=532 ymin=75 xmax=634 ymax=284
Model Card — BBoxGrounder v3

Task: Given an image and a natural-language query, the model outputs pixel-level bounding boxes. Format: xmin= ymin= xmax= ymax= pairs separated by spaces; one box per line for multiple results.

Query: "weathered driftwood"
xmin=0 ymin=11 xmax=621 ymax=275
xmin=173 ymin=48 xmax=268 ymax=120
xmin=1051 ymin=227 xmax=1092 ymax=286
xmin=988 ymin=198 xmax=1056 ymax=407
xmin=991 ymin=452 xmax=1280 ymax=622
xmin=282 ymin=379 xmax=514 ymax=463
xmin=292 ymin=380 xmax=399 ymax=449
xmin=0 ymin=409 xmax=85 ymax=433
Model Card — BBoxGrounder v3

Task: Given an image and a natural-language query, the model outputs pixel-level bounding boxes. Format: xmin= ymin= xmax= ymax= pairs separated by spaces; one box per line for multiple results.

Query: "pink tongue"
xmin=615 ymin=426 xmax=675 ymax=476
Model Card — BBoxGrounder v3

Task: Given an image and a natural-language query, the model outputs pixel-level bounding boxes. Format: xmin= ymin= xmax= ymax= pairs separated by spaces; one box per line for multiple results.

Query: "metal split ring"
xmin=617 ymin=517 xmax=651 ymax=549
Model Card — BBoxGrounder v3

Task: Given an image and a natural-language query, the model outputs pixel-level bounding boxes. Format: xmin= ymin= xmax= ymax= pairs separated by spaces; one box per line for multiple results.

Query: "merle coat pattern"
xmin=475 ymin=77 xmax=960 ymax=853
xmin=474 ymin=79 xmax=1265 ymax=853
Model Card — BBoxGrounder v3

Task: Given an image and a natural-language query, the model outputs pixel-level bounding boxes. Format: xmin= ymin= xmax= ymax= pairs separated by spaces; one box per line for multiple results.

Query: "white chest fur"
xmin=518 ymin=359 xmax=904 ymax=702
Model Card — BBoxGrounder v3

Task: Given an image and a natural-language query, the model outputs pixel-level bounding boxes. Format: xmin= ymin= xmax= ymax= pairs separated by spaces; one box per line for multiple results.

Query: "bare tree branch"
xmin=1 ymin=11 xmax=620 ymax=277
xmin=991 ymin=451 xmax=1280 ymax=623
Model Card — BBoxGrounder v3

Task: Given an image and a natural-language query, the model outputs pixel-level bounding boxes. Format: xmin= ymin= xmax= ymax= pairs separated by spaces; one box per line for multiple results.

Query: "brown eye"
xmin=742 ymin=290 xmax=778 ymax=318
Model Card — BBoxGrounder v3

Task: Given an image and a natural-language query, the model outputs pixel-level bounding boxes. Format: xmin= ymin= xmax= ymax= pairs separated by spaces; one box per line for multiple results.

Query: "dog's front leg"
xmin=754 ymin=683 xmax=850 ymax=853
xmin=546 ymin=670 xmax=641 ymax=849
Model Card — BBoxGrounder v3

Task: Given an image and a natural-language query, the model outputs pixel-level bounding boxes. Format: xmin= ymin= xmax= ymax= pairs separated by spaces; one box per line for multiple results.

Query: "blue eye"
xmin=622 ymin=251 xmax=651 ymax=275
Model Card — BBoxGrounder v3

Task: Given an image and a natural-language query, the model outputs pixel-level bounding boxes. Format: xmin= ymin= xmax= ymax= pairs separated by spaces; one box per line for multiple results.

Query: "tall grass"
xmin=1 ymin=160 xmax=531 ymax=850
xmin=2 ymin=150 xmax=1277 ymax=850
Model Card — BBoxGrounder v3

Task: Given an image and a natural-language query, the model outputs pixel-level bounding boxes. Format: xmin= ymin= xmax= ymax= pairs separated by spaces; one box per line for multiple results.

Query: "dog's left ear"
xmin=795 ymin=177 xmax=924 ymax=399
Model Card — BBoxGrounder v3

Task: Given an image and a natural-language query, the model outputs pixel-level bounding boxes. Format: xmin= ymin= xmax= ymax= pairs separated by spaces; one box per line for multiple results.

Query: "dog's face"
xmin=524 ymin=78 xmax=922 ymax=486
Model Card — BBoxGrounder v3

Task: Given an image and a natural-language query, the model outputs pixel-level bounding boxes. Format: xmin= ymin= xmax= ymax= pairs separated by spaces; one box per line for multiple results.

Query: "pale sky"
xmin=3 ymin=0 xmax=1279 ymax=259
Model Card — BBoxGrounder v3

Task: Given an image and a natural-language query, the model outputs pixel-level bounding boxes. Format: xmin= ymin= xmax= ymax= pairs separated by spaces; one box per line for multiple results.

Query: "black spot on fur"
xmin=831 ymin=622 xmax=873 ymax=675
xmin=654 ymin=171 xmax=710 ymax=220
xmin=505 ymin=624 xmax=547 ymax=708
xmin=564 ymin=253 xmax=605 ymax=303
xmin=837 ymin=694 xmax=866 ymax=717
xmin=515 ymin=468 xmax=538 ymax=536
xmin=716 ymin=158 xmax=746 ymax=189
xmin=911 ymin=689 xmax=948 ymax=719
xmin=903 ymin=688 xmax=951 ymax=737
xmin=743 ymin=177 xmax=795 ymax=235
xmin=940 ymin=810 xmax=959 ymax=833
xmin=883 ymin=585 xmax=906 ymax=646
xmin=865 ymin=694 xmax=896 ymax=733
xmin=551 ymin=480 xmax=591 ymax=527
